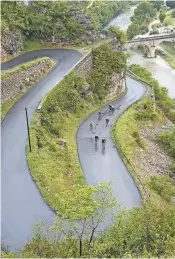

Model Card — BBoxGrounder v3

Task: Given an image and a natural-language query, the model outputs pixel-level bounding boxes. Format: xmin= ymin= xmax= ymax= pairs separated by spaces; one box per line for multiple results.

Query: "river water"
xmin=107 ymin=7 xmax=175 ymax=98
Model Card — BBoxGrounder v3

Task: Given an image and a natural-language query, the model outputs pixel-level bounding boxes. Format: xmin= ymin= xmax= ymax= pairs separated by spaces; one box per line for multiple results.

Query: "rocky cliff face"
xmin=1 ymin=27 xmax=23 ymax=61
xmin=107 ymin=72 xmax=126 ymax=100
xmin=74 ymin=50 xmax=126 ymax=100
xmin=45 ymin=7 xmax=107 ymax=45
xmin=71 ymin=6 xmax=92 ymax=30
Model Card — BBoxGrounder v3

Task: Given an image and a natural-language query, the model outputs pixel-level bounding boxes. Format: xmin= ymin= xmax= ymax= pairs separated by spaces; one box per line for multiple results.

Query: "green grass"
xmin=1 ymin=92 xmax=23 ymax=121
xmin=111 ymin=93 xmax=161 ymax=200
xmin=160 ymin=42 xmax=175 ymax=69
xmin=157 ymin=127 xmax=175 ymax=157
xmin=1 ymin=57 xmax=55 ymax=121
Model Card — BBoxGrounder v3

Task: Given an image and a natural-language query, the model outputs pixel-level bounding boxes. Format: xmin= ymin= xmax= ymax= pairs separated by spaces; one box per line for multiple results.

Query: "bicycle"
xmin=98 ymin=111 xmax=102 ymax=120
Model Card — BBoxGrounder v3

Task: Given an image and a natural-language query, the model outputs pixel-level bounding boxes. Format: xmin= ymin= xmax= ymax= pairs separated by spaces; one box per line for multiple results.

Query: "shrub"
xmin=157 ymin=128 xmax=175 ymax=157
xmin=149 ymin=175 xmax=175 ymax=201
xmin=132 ymin=130 xmax=145 ymax=148
xmin=172 ymin=10 xmax=175 ymax=18
xmin=135 ymin=99 xmax=158 ymax=121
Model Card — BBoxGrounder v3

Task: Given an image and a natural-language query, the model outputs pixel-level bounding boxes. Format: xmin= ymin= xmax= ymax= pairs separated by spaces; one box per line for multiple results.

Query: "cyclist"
xmin=95 ymin=135 xmax=99 ymax=142
xmin=106 ymin=117 xmax=109 ymax=127
xmin=98 ymin=111 xmax=102 ymax=120
xmin=111 ymin=105 xmax=115 ymax=114
xmin=102 ymin=138 xmax=106 ymax=148
xmin=89 ymin=121 xmax=94 ymax=130
xmin=108 ymin=104 xmax=112 ymax=111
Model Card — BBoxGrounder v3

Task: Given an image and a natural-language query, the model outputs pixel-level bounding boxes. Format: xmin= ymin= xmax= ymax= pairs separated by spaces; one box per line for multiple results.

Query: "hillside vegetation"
xmin=1 ymin=0 xmax=128 ymax=59
xmin=87 ymin=0 xmax=128 ymax=28
xmin=127 ymin=1 xmax=157 ymax=39
xmin=113 ymin=64 xmax=175 ymax=204
xmin=3 ymin=192 xmax=175 ymax=258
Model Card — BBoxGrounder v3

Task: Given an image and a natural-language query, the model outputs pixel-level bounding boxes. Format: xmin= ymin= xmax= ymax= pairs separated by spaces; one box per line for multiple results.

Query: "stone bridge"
xmin=125 ymin=33 xmax=175 ymax=58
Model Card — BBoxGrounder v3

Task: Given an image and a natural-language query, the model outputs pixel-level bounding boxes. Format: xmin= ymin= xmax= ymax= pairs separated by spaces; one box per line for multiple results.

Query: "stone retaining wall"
xmin=75 ymin=52 xmax=93 ymax=78
xmin=1 ymin=59 xmax=53 ymax=103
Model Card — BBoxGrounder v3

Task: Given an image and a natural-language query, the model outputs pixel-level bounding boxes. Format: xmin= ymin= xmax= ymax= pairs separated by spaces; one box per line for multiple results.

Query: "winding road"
xmin=1 ymin=49 xmax=146 ymax=250
xmin=1 ymin=49 xmax=82 ymax=250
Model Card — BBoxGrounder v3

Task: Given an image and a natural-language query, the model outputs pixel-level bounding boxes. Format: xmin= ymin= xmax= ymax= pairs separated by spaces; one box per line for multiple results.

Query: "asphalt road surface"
xmin=1 ymin=49 xmax=82 ymax=251
xmin=1 ymin=49 xmax=146 ymax=251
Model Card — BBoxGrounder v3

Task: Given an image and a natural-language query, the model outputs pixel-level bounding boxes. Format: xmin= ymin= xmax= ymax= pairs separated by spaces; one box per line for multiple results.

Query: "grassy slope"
xmin=26 ymin=44 xmax=127 ymax=213
xmin=1 ymin=57 xmax=55 ymax=121
xmin=112 ymin=65 xmax=175 ymax=204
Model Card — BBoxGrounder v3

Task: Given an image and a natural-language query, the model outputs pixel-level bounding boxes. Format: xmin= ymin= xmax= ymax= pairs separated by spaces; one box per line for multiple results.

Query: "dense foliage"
xmin=159 ymin=9 xmax=166 ymax=23
xmin=87 ymin=0 xmax=128 ymax=28
xmin=1 ymin=1 xmax=85 ymax=42
xmin=149 ymin=175 xmax=175 ymax=201
xmin=127 ymin=1 xmax=156 ymax=39
xmin=149 ymin=0 xmax=164 ymax=10
xmin=3 ymin=201 xmax=175 ymax=258
xmin=108 ymin=25 xmax=127 ymax=45
xmin=172 ymin=9 xmax=175 ymax=18
xmin=1 ymin=1 xmax=128 ymax=46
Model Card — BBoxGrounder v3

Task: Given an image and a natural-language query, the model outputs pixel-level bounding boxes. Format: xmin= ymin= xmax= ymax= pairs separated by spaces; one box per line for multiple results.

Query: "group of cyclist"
xmin=89 ymin=104 xmax=115 ymax=149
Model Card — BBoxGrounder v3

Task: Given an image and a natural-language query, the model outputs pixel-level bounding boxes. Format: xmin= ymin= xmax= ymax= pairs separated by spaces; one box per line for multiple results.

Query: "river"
xmin=107 ymin=6 xmax=175 ymax=98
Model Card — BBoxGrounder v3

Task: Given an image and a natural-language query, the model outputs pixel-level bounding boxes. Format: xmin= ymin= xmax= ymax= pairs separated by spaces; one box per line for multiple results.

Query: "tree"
xmin=17 ymin=200 xmax=175 ymax=258
xmin=149 ymin=1 xmax=164 ymax=10
xmin=134 ymin=1 xmax=156 ymax=20
xmin=55 ymin=181 xmax=117 ymax=257
xmin=172 ymin=10 xmax=175 ymax=18
xmin=92 ymin=202 xmax=175 ymax=258
xmin=20 ymin=182 xmax=117 ymax=258
xmin=108 ymin=25 xmax=127 ymax=46
xmin=159 ymin=9 xmax=166 ymax=23
xmin=127 ymin=1 xmax=156 ymax=39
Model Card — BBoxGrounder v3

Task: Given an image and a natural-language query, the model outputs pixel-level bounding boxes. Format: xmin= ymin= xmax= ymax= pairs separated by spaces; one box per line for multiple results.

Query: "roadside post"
xmin=25 ymin=107 xmax=32 ymax=152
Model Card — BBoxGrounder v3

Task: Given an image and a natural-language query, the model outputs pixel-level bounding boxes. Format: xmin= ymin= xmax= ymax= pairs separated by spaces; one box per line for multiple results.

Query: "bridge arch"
xmin=125 ymin=33 xmax=175 ymax=58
